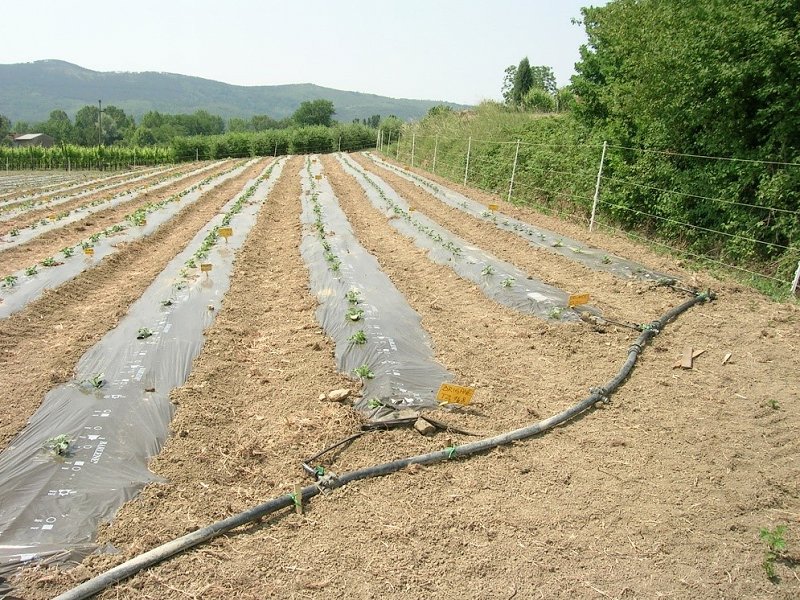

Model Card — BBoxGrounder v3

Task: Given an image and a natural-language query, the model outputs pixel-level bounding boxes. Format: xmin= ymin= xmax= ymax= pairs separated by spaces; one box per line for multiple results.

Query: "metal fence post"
xmin=433 ymin=135 xmax=438 ymax=174
xmin=464 ymin=136 xmax=472 ymax=185
xmin=411 ymin=133 xmax=416 ymax=168
xmin=508 ymin=139 xmax=521 ymax=202
xmin=589 ymin=141 xmax=608 ymax=232
xmin=791 ymin=259 xmax=800 ymax=295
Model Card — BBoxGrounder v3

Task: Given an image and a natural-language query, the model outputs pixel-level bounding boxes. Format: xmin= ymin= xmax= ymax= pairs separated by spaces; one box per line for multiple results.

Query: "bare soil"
xmin=6 ymin=153 xmax=799 ymax=599
xmin=0 ymin=161 xmax=234 ymax=275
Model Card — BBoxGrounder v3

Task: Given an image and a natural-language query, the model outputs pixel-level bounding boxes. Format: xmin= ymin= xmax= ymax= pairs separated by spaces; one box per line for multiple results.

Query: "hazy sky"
xmin=2 ymin=0 xmax=605 ymax=105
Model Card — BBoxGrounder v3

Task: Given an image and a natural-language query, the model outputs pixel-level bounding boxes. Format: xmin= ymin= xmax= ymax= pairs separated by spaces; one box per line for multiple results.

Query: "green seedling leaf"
xmin=136 ymin=327 xmax=153 ymax=339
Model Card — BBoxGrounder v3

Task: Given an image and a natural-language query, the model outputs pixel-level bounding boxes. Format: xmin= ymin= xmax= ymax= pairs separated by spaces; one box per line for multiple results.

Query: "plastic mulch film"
xmin=0 ymin=158 xmax=284 ymax=576
xmin=0 ymin=163 xmax=220 ymax=246
xmin=337 ymin=154 xmax=591 ymax=322
xmin=0 ymin=164 xmax=179 ymax=223
xmin=363 ymin=152 xmax=674 ymax=282
xmin=300 ymin=157 xmax=452 ymax=418
xmin=0 ymin=161 xmax=251 ymax=320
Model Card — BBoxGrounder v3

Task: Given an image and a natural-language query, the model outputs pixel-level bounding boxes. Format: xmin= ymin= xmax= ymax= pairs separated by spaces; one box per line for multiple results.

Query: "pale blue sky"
xmin=2 ymin=0 xmax=606 ymax=105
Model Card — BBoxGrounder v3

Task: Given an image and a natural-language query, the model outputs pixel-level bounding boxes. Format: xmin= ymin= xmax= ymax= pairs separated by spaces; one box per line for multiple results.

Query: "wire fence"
xmin=376 ymin=130 xmax=800 ymax=296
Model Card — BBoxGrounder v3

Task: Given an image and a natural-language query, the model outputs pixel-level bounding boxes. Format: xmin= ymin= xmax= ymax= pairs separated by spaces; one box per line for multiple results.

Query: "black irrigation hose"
xmin=53 ymin=291 xmax=714 ymax=600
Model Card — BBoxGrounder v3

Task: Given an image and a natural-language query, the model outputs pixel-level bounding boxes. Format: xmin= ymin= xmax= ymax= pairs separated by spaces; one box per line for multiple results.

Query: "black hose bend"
xmin=52 ymin=291 xmax=713 ymax=600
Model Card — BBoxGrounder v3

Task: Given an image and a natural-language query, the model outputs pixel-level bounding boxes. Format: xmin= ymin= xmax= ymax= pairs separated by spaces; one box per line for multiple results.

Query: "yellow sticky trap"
xmin=488 ymin=203 xmax=499 ymax=212
xmin=200 ymin=263 xmax=212 ymax=272
xmin=83 ymin=247 xmax=95 ymax=256
xmin=436 ymin=383 xmax=475 ymax=405
xmin=568 ymin=293 xmax=590 ymax=308
xmin=218 ymin=226 xmax=233 ymax=240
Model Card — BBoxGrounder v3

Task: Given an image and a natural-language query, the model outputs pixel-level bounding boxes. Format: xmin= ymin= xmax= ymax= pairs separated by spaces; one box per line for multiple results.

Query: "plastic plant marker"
xmin=200 ymin=263 xmax=212 ymax=272
xmin=568 ymin=293 xmax=590 ymax=308
xmin=409 ymin=206 xmax=415 ymax=212
xmin=314 ymin=175 xmax=322 ymax=180
xmin=218 ymin=226 xmax=233 ymax=243
xmin=83 ymin=247 xmax=95 ymax=256
xmin=436 ymin=383 xmax=475 ymax=405
xmin=488 ymin=203 xmax=499 ymax=211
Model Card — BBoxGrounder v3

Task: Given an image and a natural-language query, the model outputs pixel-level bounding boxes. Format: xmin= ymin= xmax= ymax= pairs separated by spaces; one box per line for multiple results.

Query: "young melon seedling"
xmin=348 ymin=330 xmax=367 ymax=345
xmin=161 ymin=299 xmax=173 ymax=307
xmin=41 ymin=257 xmax=60 ymax=267
xmin=481 ymin=265 xmax=495 ymax=276
xmin=2 ymin=274 xmax=18 ymax=288
xmin=367 ymin=398 xmax=383 ymax=409
xmin=9 ymin=227 xmax=20 ymax=237
xmin=136 ymin=327 xmax=153 ymax=339
xmin=548 ymin=306 xmax=564 ymax=320
xmin=44 ymin=434 xmax=71 ymax=456
xmin=346 ymin=289 xmax=361 ymax=304
xmin=346 ymin=307 xmax=364 ymax=321
xmin=353 ymin=365 xmax=375 ymax=379
xmin=501 ymin=277 xmax=515 ymax=288
xmin=25 ymin=265 xmax=38 ymax=276
xmin=62 ymin=246 xmax=75 ymax=258
xmin=86 ymin=373 xmax=105 ymax=389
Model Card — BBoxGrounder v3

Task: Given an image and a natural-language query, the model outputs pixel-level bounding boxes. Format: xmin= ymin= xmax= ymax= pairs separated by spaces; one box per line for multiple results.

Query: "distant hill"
xmin=0 ymin=60 xmax=468 ymax=124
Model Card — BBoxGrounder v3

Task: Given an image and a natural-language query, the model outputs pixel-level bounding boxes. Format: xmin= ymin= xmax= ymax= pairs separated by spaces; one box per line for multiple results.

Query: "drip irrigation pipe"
xmin=52 ymin=291 xmax=713 ymax=600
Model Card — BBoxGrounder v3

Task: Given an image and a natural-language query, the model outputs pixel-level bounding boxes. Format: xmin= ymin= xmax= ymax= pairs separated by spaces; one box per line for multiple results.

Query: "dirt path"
xmin=0 ymin=161 xmax=233 ymax=275
xmin=0 ymin=165 xmax=190 ymax=235
xmin=0 ymin=159 xmax=269 ymax=450
xmin=8 ymin=154 xmax=800 ymax=599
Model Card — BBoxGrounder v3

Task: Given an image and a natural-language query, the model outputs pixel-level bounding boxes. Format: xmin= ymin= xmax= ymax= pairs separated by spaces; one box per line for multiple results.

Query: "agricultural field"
xmin=0 ymin=153 xmax=797 ymax=599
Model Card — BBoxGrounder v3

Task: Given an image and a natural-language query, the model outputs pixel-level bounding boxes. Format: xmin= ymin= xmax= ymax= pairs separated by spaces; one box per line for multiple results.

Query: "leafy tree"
xmin=228 ymin=117 xmax=250 ymax=133
xmin=530 ymin=65 xmax=557 ymax=96
xmin=0 ymin=114 xmax=11 ymax=145
xmin=501 ymin=65 xmax=517 ymax=104
xmin=426 ymin=105 xmax=453 ymax=118
xmin=292 ymin=100 xmax=335 ymax=127
xmin=39 ymin=110 xmax=74 ymax=143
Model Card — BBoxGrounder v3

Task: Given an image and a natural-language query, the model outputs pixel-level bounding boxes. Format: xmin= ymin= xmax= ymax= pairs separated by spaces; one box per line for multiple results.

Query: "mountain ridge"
xmin=0 ymin=60 xmax=468 ymax=123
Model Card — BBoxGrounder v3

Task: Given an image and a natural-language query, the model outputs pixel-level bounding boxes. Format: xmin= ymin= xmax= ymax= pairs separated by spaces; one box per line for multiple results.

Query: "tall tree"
xmin=501 ymin=65 xmax=517 ymax=104
xmin=0 ymin=114 xmax=11 ymax=145
xmin=39 ymin=110 xmax=74 ymax=143
xmin=511 ymin=57 xmax=534 ymax=106
xmin=292 ymin=100 xmax=336 ymax=127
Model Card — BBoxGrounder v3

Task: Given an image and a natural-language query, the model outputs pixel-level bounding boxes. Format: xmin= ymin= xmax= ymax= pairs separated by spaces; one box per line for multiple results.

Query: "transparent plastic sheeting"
xmin=0 ymin=158 xmax=285 ymax=576
xmin=0 ymin=163 xmax=219 ymax=247
xmin=363 ymin=153 xmax=674 ymax=282
xmin=300 ymin=157 xmax=451 ymax=417
xmin=0 ymin=165 xmax=178 ymax=223
xmin=0 ymin=162 xmax=250 ymax=320
xmin=337 ymin=154 xmax=588 ymax=321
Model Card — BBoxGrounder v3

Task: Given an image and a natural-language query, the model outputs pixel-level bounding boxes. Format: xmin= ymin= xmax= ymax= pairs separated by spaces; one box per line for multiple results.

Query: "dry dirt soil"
xmin=3 ymin=153 xmax=799 ymax=599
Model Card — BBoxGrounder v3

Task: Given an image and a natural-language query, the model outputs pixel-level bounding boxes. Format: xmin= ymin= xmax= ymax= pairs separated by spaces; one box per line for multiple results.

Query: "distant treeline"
xmin=0 ymin=99 xmax=383 ymax=149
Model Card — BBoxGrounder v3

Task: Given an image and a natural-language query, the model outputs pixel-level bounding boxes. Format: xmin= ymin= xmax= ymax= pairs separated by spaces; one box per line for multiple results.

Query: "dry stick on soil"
xmin=0 ymin=161 xmax=236 ymax=275
xmin=0 ymin=159 xmax=270 ymax=449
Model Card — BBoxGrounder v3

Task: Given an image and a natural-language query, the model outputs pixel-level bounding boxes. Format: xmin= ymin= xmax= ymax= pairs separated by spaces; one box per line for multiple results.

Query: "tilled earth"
xmin=3 ymin=154 xmax=799 ymax=599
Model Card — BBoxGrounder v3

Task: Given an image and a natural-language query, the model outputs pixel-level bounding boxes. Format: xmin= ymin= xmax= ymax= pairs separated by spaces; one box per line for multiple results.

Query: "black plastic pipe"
xmin=52 ymin=291 xmax=713 ymax=600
